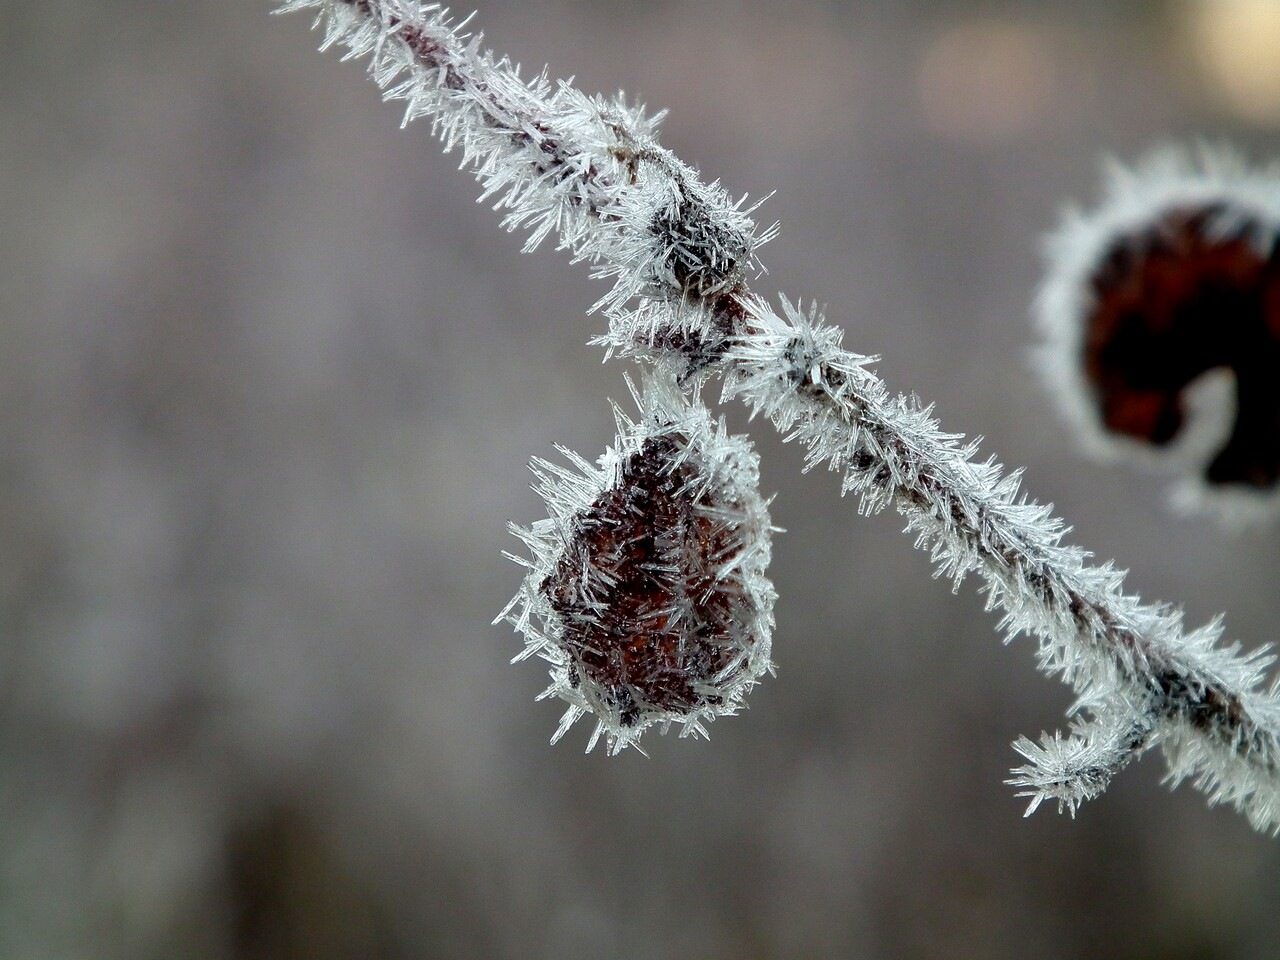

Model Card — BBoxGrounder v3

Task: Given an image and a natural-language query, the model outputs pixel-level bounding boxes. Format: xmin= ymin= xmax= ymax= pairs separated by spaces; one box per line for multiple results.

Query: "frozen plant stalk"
xmin=275 ymin=0 xmax=1280 ymax=833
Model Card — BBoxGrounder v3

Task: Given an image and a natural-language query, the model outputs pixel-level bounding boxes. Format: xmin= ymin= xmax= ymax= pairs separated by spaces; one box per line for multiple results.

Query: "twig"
xmin=274 ymin=0 xmax=1280 ymax=833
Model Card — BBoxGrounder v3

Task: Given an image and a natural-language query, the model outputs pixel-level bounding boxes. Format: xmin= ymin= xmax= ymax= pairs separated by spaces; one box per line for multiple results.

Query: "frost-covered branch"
xmin=723 ymin=296 xmax=1280 ymax=831
xmin=275 ymin=0 xmax=1280 ymax=833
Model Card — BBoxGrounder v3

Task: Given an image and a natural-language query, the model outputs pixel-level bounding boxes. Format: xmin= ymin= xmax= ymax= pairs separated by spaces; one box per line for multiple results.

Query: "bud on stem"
xmin=498 ymin=374 xmax=776 ymax=754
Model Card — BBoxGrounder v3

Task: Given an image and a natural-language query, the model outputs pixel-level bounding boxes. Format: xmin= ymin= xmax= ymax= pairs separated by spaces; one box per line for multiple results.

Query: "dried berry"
xmin=1038 ymin=148 xmax=1280 ymax=514
xmin=498 ymin=374 xmax=775 ymax=754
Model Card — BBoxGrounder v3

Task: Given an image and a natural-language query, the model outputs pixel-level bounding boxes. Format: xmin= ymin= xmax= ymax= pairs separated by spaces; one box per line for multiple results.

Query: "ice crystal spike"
xmin=498 ymin=374 xmax=776 ymax=755
xmin=1037 ymin=146 xmax=1280 ymax=517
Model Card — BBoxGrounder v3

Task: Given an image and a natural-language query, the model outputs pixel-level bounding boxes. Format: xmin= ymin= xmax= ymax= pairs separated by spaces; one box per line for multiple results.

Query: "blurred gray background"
xmin=4 ymin=1 xmax=1280 ymax=957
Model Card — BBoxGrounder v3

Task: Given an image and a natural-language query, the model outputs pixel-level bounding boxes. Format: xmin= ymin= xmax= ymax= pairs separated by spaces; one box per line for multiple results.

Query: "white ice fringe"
xmin=278 ymin=0 xmax=1280 ymax=832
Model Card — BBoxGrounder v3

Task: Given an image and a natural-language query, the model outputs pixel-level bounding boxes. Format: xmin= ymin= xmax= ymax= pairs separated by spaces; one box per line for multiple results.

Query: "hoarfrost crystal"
xmin=498 ymin=375 xmax=776 ymax=754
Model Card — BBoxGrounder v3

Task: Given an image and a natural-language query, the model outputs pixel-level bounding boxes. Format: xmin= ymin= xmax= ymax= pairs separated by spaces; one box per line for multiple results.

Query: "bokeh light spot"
xmin=918 ymin=21 xmax=1054 ymax=144
xmin=1191 ymin=0 xmax=1280 ymax=125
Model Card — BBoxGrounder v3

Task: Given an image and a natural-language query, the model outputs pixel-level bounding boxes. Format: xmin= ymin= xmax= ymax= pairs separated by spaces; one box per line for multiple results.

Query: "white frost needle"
xmin=275 ymin=0 xmax=1280 ymax=833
